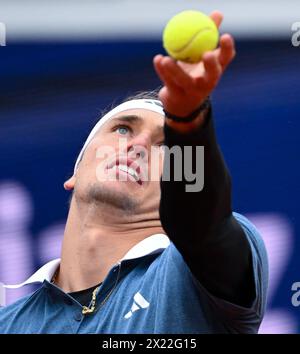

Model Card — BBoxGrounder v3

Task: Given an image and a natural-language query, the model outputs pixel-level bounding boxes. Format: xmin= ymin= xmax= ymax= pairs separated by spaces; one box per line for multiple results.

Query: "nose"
xmin=128 ymin=145 xmax=146 ymax=159
xmin=127 ymin=132 xmax=151 ymax=160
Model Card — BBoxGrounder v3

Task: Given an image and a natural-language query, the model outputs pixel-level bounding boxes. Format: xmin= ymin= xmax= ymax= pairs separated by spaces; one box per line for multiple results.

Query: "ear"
xmin=64 ymin=176 xmax=76 ymax=191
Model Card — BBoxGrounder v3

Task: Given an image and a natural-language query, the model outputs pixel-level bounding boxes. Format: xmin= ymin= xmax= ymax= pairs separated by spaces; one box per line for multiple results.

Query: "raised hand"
xmin=153 ymin=11 xmax=236 ymax=120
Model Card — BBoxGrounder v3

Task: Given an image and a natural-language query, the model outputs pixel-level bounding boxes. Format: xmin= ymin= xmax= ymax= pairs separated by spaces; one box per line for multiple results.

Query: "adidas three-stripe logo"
xmin=124 ymin=292 xmax=150 ymax=319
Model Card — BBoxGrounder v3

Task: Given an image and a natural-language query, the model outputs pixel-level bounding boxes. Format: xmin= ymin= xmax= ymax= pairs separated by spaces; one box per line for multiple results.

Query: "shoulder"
xmin=0 ymin=292 xmax=33 ymax=318
xmin=233 ymin=212 xmax=268 ymax=267
xmin=0 ymin=289 xmax=41 ymax=333
xmin=232 ymin=212 xmax=269 ymax=316
xmin=165 ymin=212 xmax=269 ymax=332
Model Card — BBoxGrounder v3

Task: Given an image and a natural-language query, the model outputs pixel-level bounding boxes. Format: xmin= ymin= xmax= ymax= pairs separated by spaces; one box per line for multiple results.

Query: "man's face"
xmin=71 ymin=109 xmax=165 ymax=216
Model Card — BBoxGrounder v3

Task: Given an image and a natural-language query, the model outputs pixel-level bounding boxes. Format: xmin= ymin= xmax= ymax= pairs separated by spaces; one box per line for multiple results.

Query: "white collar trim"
xmin=3 ymin=233 xmax=170 ymax=288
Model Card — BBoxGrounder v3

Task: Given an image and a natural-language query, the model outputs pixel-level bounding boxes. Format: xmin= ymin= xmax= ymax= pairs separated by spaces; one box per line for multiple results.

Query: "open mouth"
xmin=106 ymin=158 xmax=144 ymax=186
xmin=110 ymin=164 xmax=142 ymax=185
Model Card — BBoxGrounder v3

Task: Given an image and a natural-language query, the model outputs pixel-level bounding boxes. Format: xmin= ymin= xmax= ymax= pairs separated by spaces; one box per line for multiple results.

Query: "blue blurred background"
xmin=0 ymin=0 xmax=299 ymax=333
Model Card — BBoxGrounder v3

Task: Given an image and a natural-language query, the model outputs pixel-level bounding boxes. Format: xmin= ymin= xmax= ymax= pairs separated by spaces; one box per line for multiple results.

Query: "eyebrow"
xmin=112 ymin=115 xmax=142 ymax=125
xmin=111 ymin=114 xmax=164 ymax=136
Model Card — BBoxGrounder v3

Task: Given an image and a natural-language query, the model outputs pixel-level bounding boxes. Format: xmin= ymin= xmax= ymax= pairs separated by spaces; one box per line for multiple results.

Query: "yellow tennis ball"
xmin=163 ymin=10 xmax=219 ymax=63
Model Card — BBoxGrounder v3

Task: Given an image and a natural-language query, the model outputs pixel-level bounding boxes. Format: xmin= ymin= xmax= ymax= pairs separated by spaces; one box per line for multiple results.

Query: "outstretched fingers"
xmin=218 ymin=34 xmax=236 ymax=71
xmin=196 ymin=52 xmax=222 ymax=91
xmin=209 ymin=10 xmax=223 ymax=29
xmin=153 ymin=55 xmax=183 ymax=96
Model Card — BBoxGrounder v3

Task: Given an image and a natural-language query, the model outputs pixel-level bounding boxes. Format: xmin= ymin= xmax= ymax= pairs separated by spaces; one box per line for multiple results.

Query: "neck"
xmin=56 ymin=196 xmax=164 ymax=292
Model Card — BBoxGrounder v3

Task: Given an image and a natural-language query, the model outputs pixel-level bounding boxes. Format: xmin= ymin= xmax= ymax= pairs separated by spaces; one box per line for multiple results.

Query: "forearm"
xmin=160 ymin=106 xmax=254 ymax=306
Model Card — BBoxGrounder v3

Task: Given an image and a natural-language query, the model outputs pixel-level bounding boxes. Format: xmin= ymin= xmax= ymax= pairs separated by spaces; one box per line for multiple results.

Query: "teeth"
xmin=116 ymin=164 xmax=139 ymax=181
xmin=128 ymin=167 xmax=138 ymax=180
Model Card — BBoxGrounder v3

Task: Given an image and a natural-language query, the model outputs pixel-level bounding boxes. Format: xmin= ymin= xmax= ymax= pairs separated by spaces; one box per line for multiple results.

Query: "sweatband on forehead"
xmin=74 ymin=99 xmax=165 ymax=172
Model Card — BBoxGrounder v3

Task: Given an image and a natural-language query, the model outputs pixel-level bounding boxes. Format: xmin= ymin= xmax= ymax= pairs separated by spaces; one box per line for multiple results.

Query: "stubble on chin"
xmin=76 ymin=183 xmax=138 ymax=215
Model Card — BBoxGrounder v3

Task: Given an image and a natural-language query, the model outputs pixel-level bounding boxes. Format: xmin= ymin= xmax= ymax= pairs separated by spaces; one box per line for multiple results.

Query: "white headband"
xmin=74 ymin=99 xmax=165 ymax=172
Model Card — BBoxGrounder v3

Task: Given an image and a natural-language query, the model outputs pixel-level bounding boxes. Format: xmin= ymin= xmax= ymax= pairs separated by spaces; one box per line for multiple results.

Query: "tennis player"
xmin=0 ymin=11 xmax=268 ymax=334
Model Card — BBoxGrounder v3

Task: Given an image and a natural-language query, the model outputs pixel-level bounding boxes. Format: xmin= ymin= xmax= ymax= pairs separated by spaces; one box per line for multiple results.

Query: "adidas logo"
xmin=124 ymin=292 xmax=150 ymax=319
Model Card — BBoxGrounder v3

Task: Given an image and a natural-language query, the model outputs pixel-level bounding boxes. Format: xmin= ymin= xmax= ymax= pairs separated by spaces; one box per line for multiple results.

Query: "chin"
xmin=84 ymin=181 xmax=139 ymax=212
xmin=101 ymin=179 xmax=144 ymax=192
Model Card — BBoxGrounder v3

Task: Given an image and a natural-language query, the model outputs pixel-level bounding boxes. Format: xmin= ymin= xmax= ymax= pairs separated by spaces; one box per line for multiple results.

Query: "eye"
xmin=112 ymin=124 xmax=132 ymax=136
xmin=117 ymin=126 xmax=128 ymax=135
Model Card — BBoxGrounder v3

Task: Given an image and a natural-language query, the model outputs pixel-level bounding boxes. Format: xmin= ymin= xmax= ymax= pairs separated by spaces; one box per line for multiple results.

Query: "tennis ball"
xmin=163 ymin=10 xmax=219 ymax=63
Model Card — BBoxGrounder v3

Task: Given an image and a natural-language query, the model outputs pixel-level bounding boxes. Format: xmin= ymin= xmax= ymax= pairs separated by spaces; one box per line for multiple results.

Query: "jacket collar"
xmin=3 ymin=233 xmax=170 ymax=289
